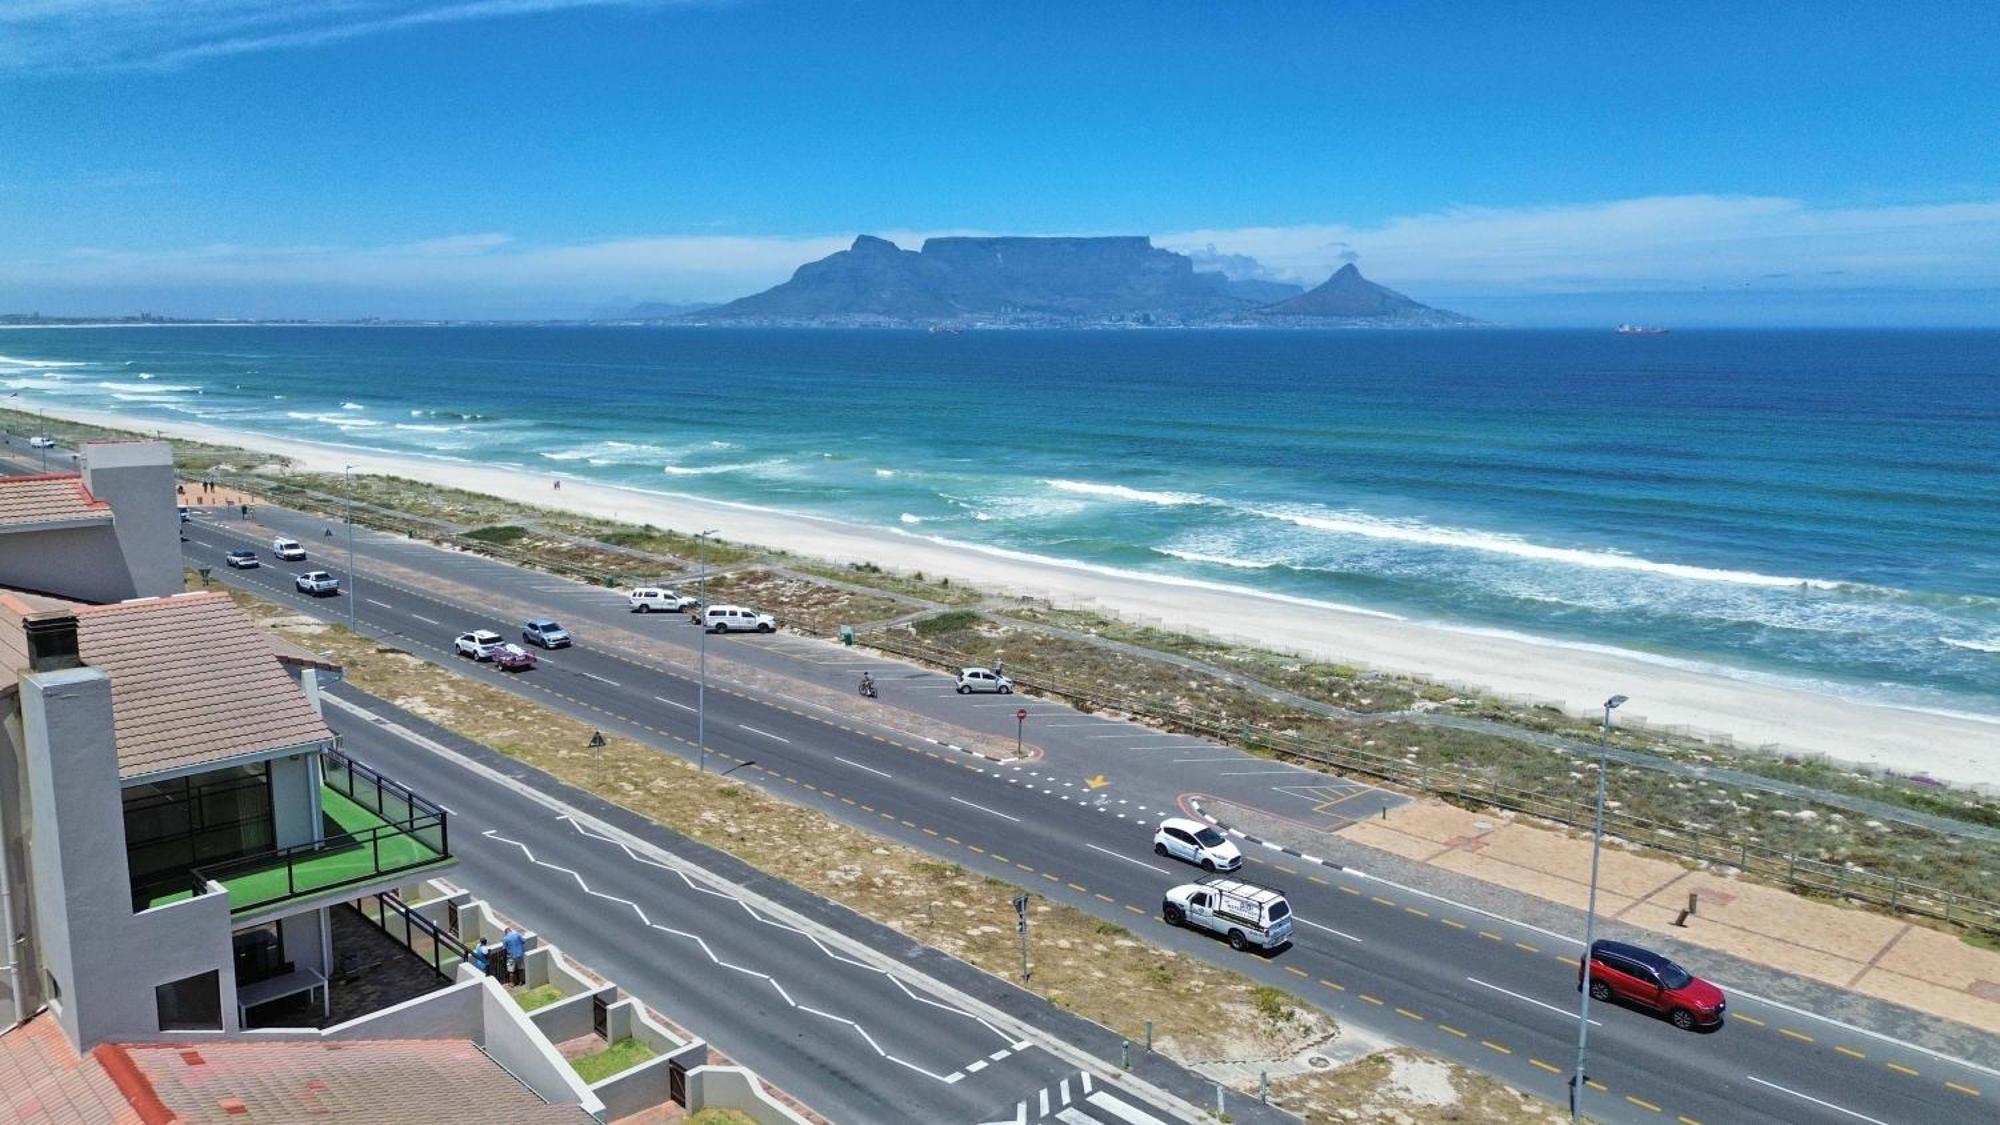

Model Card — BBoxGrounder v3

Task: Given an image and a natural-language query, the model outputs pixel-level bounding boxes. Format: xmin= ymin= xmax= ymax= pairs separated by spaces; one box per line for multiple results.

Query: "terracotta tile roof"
xmin=74 ymin=591 xmax=335 ymax=779
xmin=0 ymin=473 xmax=112 ymax=529
xmin=121 ymin=1038 xmax=591 ymax=1123
xmin=0 ymin=1015 xmax=589 ymax=1123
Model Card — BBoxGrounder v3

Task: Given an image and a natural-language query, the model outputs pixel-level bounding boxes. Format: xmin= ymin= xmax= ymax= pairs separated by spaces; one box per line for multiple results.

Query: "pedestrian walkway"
xmin=977 ymin=1070 xmax=1169 ymax=1125
xmin=1336 ymin=797 xmax=2000 ymax=1033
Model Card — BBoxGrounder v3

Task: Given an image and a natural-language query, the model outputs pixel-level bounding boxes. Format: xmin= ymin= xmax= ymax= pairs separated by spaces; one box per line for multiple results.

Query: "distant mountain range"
xmin=687 ymin=235 xmax=1473 ymax=327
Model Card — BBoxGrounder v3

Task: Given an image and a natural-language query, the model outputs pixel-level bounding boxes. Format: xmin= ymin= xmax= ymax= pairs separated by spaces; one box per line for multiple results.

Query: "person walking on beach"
xmin=503 ymin=926 xmax=526 ymax=986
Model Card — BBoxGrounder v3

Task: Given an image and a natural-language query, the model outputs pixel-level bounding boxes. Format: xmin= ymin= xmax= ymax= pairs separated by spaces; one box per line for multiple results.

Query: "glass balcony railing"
xmin=153 ymin=750 xmax=452 ymax=915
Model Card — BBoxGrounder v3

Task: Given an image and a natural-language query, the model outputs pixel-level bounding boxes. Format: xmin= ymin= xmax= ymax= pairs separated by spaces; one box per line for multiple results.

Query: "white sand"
xmin=58 ymin=406 xmax=2000 ymax=789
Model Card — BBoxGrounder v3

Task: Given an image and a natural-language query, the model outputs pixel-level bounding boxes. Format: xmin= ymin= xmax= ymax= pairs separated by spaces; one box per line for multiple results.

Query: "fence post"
xmin=1890 ymin=877 xmax=1899 ymax=912
xmin=1786 ymin=849 xmax=1798 ymax=885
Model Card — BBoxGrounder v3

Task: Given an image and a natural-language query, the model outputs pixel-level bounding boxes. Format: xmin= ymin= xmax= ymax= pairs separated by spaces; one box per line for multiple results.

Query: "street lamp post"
xmin=344 ymin=465 xmax=358 ymax=635
xmin=696 ymin=527 xmax=718 ymax=773
xmin=1570 ymin=692 xmax=1627 ymax=1121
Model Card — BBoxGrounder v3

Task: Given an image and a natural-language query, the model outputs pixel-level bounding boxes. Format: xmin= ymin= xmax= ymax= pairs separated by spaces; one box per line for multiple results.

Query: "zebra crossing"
xmin=976 ymin=1070 xmax=1168 ymax=1125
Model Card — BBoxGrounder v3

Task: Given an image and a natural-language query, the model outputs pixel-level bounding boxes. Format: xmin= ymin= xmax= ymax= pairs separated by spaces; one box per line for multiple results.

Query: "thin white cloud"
xmin=0 ymin=0 xmax=677 ymax=70
xmin=1160 ymin=195 xmax=2000 ymax=293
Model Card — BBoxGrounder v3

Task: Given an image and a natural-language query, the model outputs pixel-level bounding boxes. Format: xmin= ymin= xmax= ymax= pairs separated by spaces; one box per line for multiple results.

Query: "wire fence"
xmin=867 ymin=632 xmax=2000 ymax=938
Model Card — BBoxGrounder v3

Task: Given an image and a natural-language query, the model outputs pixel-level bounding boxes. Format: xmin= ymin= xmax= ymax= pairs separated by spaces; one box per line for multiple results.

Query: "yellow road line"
xmin=1530 ymin=1058 xmax=1560 ymax=1074
xmin=1095 ymin=893 xmax=1116 ymax=904
xmin=1405 ymin=907 xmax=1429 ymax=918
xmin=1835 ymin=1046 xmax=1865 ymax=1060
xmin=1338 ymin=885 xmax=1361 ymax=896
xmin=1285 ymin=966 xmax=1308 ymax=978
xmin=1441 ymin=917 xmax=1466 ymax=929
xmin=1626 ymin=1095 xmax=1661 ymax=1112
xmin=944 ymin=836 xmax=961 ymax=844
xmin=1481 ymin=1040 xmax=1510 ymax=1055
xmin=1514 ymin=941 xmax=1539 ymax=953
xmin=1359 ymin=994 xmax=1384 ymax=1006
xmin=1586 ymin=1080 xmax=1607 ymax=1092
xmin=1371 ymin=896 xmax=1396 ymax=907
xmin=1320 ymin=979 xmax=1345 ymax=992
xmin=1479 ymin=931 xmax=1503 ymax=942
xmin=1066 ymin=882 xmax=1088 ymax=892
xmin=1779 ymin=1028 xmax=1814 ymax=1043
xmin=1888 ymin=1062 xmax=1919 ymax=1077
xmin=1040 ymin=873 xmax=1059 ymax=882
xmin=1308 ymin=875 xmax=1329 ymax=885
xmin=1438 ymin=1024 xmax=1466 ymax=1037
xmin=1395 ymin=1008 xmax=1424 ymax=1022
xmin=1124 ymin=904 xmax=1145 ymax=915
xmin=1734 ymin=1013 xmax=1764 ymax=1026
xmin=1679 ymin=1117 xmax=1703 ymax=1125
xmin=1945 ymin=1081 xmax=1980 ymax=1097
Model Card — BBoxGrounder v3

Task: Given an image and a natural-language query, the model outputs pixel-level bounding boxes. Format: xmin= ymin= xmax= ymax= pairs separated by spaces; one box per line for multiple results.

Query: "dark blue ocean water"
xmin=5 ymin=325 xmax=1997 ymax=713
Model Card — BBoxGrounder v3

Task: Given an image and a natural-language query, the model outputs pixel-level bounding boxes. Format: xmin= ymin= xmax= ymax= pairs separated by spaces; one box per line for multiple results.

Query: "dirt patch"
xmin=697 ymin=568 xmax=907 ymax=634
xmin=1269 ymin=1048 xmax=1562 ymax=1123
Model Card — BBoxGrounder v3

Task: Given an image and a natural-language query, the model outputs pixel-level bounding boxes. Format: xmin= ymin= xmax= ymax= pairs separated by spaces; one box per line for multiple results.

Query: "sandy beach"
xmin=51 ymin=405 xmax=2000 ymax=789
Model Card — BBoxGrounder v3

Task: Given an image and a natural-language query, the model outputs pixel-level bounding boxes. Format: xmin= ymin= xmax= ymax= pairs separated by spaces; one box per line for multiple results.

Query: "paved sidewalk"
xmin=1337 ymin=799 xmax=2000 ymax=1034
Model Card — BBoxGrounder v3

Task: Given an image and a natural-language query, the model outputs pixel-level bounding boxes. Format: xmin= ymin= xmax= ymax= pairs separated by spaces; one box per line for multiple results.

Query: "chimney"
xmin=23 ymin=611 xmax=81 ymax=672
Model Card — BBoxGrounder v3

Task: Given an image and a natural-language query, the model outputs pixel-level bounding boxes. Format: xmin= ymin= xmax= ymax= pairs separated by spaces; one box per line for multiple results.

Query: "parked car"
xmin=272 ymin=536 xmax=307 ymax=561
xmin=703 ymin=604 xmax=775 ymax=634
xmin=1153 ymin=817 xmax=1243 ymax=872
xmin=28 ymin=435 xmax=55 ymax=449
xmin=454 ymin=630 xmax=507 ymax=660
xmin=955 ymin=667 xmax=1012 ymax=694
xmin=1162 ymin=876 xmax=1293 ymax=952
xmin=628 ymin=587 xmax=697 ymax=613
xmin=491 ymin=643 xmax=538 ymax=672
xmin=1579 ymin=939 xmax=1726 ymax=1030
xmin=224 ymin=548 xmax=260 ymax=569
xmin=294 ymin=571 xmax=339 ymax=596
xmin=521 ymin=619 xmax=572 ymax=648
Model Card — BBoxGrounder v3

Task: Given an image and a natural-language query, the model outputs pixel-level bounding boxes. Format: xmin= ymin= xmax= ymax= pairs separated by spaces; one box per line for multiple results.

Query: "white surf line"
xmin=1295 ymin=918 xmax=1364 ymax=943
xmin=1085 ymin=843 xmax=1172 ymax=875
xmin=1744 ymin=1076 xmax=1890 ymax=1124
xmin=739 ymin=724 xmax=790 ymax=743
xmin=834 ymin=756 xmax=893 ymax=778
xmin=653 ymin=695 xmax=697 ymax=712
xmin=1466 ymin=977 xmax=1598 ymax=1025
xmin=576 ymin=670 xmax=621 ymax=687
xmin=410 ymin=613 xmax=441 ymax=625
xmin=950 ymin=796 xmax=1022 ymax=823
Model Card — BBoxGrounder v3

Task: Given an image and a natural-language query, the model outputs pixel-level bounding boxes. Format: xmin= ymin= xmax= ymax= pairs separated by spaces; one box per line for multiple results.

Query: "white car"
xmin=1154 ymin=817 xmax=1243 ymax=872
xmin=629 ymin=587 xmax=697 ymax=613
xmin=454 ymin=630 xmax=507 ymax=660
xmin=1163 ymin=876 xmax=1293 ymax=952
xmin=272 ymin=537 xmax=307 ymax=561
xmin=703 ymin=604 xmax=775 ymax=634
xmin=28 ymin=435 xmax=56 ymax=449
xmin=955 ymin=667 xmax=1012 ymax=694
xmin=294 ymin=571 xmax=340 ymax=596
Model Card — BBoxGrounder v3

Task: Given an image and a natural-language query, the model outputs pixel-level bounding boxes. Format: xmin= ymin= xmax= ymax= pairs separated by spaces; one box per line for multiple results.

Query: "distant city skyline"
xmin=2 ymin=1 xmax=1996 ymax=324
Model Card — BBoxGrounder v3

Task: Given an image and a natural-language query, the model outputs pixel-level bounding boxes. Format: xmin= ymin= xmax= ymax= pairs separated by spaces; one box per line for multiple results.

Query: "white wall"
xmin=80 ymin=441 xmax=181 ymax=600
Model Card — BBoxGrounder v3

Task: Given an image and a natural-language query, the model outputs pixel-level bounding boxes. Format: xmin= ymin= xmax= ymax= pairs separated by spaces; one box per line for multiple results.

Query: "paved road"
xmin=173 ymin=501 xmax=1999 ymax=1125
xmin=327 ymin=692 xmax=1214 ymax=1125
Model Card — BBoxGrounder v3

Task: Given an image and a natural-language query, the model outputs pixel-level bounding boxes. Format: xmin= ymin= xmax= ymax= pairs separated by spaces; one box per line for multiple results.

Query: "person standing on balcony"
xmin=503 ymin=927 xmax=526 ymax=987
xmin=471 ymin=937 xmax=490 ymax=977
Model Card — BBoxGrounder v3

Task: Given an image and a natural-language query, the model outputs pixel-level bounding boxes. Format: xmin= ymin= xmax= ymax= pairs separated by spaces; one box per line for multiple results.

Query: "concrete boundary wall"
xmin=686 ymin=1065 xmax=813 ymax=1125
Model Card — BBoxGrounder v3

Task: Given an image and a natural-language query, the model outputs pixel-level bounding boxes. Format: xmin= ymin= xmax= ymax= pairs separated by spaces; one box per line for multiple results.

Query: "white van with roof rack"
xmin=1162 ymin=875 xmax=1293 ymax=951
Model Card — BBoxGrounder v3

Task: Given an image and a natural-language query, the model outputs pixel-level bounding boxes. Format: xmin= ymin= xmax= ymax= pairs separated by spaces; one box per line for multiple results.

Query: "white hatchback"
xmin=955 ymin=667 xmax=1012 ymax=694
xmin=1153 ymin=817 xmax=1243 ymax=872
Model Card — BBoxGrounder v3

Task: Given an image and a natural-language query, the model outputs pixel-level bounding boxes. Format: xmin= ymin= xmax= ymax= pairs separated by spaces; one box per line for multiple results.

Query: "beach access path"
xmin=59 ymin=404 xmax=2000 ymax=788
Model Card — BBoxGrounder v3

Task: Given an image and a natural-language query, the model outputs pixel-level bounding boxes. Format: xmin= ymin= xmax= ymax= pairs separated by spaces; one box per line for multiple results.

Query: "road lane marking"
xmin=653 ymin=695 xmax=697 ymax=712
xmin=1626 ymin=1095 xmax=1661 ymax=1112
xmin=1779 ymin=1028 xmax=1814 ymax=1043
xmin=578 ymin=671 xmax=621 ymax=686
xmin=411 ymin=613 xmax=441 ymax=625
xmin=1396 ymin=1008 xmax=1423 ymax=1022
xmin=1886 ymin=1062 xmax=1919 ymax=1077
xmin=738 ymin=724 xmax=789 ymax=743
xmin=1946 ymin=1081 xmax=1980 ymax=1096
xmin=1835 ymin=1046 xmax=1865 ymax=1059
xmin=834 ymin=756 xmax=893 ymax=778
xmin=1320 ymin=979 xmax=1344 ymax=992
xmin=1358 ymin=995 xmax=1383 ymax=1006
xmin=951 ymin=796 xmax=1022 ymax=823
xmin=1438 ymin=1024 xmax=1465 ymax=1037
xmin=1297 ymin=919 xmax=1363 ymax=943
xmin=1482 ymin=1040 xmax=1510 ymax=1055
xmin=1745 ymin=1076 xmax=1890 ymax=1124
xmin=1530 ymin=1058 xmax=1560 ymax=1073
xmin=1466 ymin=977 xmax=1599 ymax=1025
xmin=1085 ymin=844 xmax=1172 ymax=874
xmin=366 ymin=598 xmax=394 ymax=609
xmin=1734 ymin=1013 xmax=1765 ymax=1026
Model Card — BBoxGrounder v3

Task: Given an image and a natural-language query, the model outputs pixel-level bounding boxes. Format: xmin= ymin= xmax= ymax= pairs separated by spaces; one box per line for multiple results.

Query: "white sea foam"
xmin=1251 ymin=505 xmax=1842 ymax=590
xmin=1156 ymin=546 xmax=1277 ymax=571
xmin=1941 ymin=636 xmax=2000 ymax=654
xmin=663 ymin=459 xmax=788 ymax=476
xmin=539 ymin=440 xmax=677 ymax=464
xmin=875 ymin=468 xmax=897 ymax=477
xmin=98 ymin=380 xmax=196 ymax=394
xmin=340 ymin=402 xmax=365 ymax=411
xmin=394 ymin=423 xmax=458 ymax=433
xmin=899 ymin=513 xmax=924 ymax=524
xmin=1043 ymin=478 xmax=1208 ymax=506
xmin=137 ymin=371 xmax=155 ymax=379
xmin=0 ymin=354 xmax=87 ymax=368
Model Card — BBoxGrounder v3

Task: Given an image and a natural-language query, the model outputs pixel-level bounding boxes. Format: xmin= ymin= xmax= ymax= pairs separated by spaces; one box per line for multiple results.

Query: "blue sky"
xmin=2 ymin=1 xmax=1997 ymax=322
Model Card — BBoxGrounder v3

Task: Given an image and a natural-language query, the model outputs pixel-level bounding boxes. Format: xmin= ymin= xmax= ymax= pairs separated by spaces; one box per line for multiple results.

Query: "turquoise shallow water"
xmin=5 ymin=325 xmax=1997 ymax=715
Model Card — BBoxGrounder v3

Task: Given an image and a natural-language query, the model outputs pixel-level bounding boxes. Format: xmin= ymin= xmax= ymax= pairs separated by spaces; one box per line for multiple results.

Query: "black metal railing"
xmin=867 ymin=631 xmax=2000 ymax=938
xmin=324 ymin=746 xmax=449 ymax=850
xmin=353 ymin=889 xmax=469 ymax=980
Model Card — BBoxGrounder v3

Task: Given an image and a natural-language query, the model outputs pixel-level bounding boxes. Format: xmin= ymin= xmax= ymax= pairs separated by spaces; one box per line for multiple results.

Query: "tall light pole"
xmin=344 ymin=464 xmax=358 ymax=635
xmin=696 ymin=527 xmax=718 ymax=773
xmin=1571 ymin=692 xmax=1627 ymax=1121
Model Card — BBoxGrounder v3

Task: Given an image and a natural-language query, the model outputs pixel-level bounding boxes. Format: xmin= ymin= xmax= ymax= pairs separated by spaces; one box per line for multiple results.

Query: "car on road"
xmin=294 ymin=570 xmax=340 ymax=596
xmin=1162 ymin=875 xmax=1293 ymax=952
xmin=28 ymin=435 xmax=55 ymax=449
xmin=272 ymin=536 xmax=307 ymax=561
xmin=522 ymin=619 xmax=572 ymax=648
xmin=223 ymin=548 xmax=260 ymax=569
xmin=703 ymin=604 xmax=775 ymax=634
xmin=454 ymin=630 xmax=507 ymax=660
xmin=1579 ymin=939 xmax=1725 ymax=1030
xmin=1153 ymin=817 xmax=1242 ymax=872
xmin=629 ymin=587 xmax=697 ymax=613
xmin=955 ymin=667 xmax=1012 ymax=694
xmin=491 ymin=643 xmax=538 ymax=672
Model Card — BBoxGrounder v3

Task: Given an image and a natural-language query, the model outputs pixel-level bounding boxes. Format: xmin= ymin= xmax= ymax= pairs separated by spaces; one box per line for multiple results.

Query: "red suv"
xmin=1580 ymin=939 xmax=1726 ymax=1029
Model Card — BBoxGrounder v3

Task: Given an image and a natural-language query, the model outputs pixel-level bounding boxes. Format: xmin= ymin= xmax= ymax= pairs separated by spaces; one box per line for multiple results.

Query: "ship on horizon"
xmin=1616 ymin=323 xmax=1670 ymax=335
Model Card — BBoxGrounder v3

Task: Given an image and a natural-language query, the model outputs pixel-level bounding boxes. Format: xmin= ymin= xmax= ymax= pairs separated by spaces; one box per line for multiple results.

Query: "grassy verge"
xmin=784 ymin=557 xmax=985 ymax=606
xmin=512 ymin=984 xmax=566 ymax=1012
xmin=686 ymin=1110 xmax=758 ymax=1125
xmin=0 ymin=407 xmax=279 ymax=474
xmin=885 ymin=610 xmax=2000 ymax=925
xmin=571 ymin=1036 xmax=656 ymax=1083
xmin=1272 ymin=1048 xmax=1562 ymax=1123
xmin=226 ymin=590 xmax=1338 ymax=1071
xmin=697 ymin=567 xmax=908 ymax=633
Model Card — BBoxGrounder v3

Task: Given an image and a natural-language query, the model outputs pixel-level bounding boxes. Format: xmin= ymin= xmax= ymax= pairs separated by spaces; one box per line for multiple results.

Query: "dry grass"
xmin=783 ymin=558 xmax=985 ymax=606
xmin=228 ymin=589 xmax=1336 ymax=1068
xmin=1270 ymin=1048 xmax=1562 ymax=1123
xmin=698 ymin=567 xmax=908 ymax=634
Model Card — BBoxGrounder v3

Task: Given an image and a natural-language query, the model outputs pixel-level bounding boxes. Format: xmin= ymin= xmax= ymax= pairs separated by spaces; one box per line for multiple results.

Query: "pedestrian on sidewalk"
xmin=503 ymin=927 xmax=526 ymax=986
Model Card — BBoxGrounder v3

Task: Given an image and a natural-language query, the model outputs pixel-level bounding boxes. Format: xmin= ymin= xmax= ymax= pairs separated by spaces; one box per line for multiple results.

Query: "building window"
xmin=155 ymin=970 xmax=222 ymax=1031
xmin=124 ymin=763 xmax=275 ymax=910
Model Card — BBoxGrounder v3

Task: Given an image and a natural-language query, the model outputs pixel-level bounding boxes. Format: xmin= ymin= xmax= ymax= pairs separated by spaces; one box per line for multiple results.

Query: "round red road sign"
xmin=1016 ymin=708 xmax=1029 ymax=721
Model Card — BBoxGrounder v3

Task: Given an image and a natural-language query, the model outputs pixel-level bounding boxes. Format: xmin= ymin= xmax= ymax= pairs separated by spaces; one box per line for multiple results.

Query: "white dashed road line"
xmin=739 ymin=724 xmax=790 ymax=743
xmin=950 ymin=796 xmax=1022 ymax=823
xmin=1085 ymin=844 xmax=1172 ymax=875
xmin=834 ymin=756 xmax=893 ymax=778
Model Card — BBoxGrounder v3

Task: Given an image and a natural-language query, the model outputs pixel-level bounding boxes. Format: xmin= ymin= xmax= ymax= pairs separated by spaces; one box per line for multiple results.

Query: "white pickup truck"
xmin=1162 ymin=876 xmax=1294 ymax=952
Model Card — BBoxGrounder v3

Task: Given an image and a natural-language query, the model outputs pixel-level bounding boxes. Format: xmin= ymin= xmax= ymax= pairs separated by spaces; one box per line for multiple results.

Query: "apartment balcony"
xmin=147 ymin=750 xmax=453 ymax=918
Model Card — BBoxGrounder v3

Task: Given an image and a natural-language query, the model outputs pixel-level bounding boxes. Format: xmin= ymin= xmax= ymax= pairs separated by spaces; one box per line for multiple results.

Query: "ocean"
xmin=4 ymin=325 xmax=1997 ymax=717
